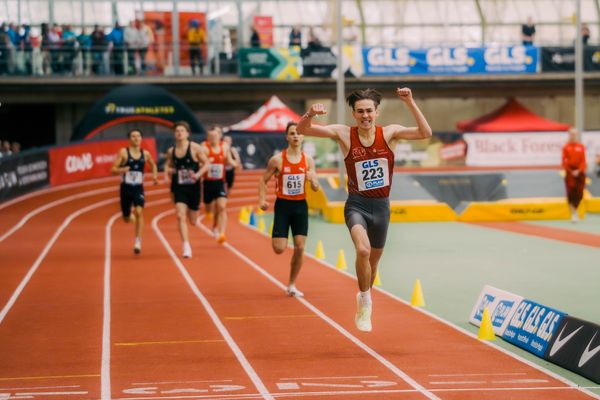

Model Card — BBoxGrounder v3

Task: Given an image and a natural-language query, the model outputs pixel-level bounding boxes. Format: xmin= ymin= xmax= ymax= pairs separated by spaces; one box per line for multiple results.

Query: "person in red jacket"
xmin=562 ymin=128 xmax=587 ymax=222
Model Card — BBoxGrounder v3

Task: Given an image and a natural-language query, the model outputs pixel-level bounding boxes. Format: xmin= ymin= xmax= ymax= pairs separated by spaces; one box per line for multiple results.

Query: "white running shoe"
xmin=571 ymin=213 xmax=580 ymax=223
xmin=355 ymin=293 xmax=372 ymax=332
xmin=182 ymin=242 xmax=192 ymax=258
xmin=287 ymin=285 xmax=304 ymax=298
xmin=133 ymin=237 xmax=141 ymax=254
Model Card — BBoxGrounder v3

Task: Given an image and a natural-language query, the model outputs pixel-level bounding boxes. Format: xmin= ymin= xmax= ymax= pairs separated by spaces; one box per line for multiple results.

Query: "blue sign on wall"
xmin=502 ymin=299 xmax=566 ymax=357
xmin=363 ymin=46 xmax=538 ymax=76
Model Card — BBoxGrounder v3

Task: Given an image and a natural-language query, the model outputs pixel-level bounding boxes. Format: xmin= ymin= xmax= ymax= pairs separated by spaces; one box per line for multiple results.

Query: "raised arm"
xmin=297 ymin=103 xmax=346 ymax=140
xmin=385 ymin=88 xmax=432 ymax=144
xmin=144 ymin=150 xmax=159 ymax=184
xmin=305 ymin=155 xmax=320 ymax=192
xmin=258 ymin=155 xmax=280 ymax=211
xmin=111 ymin=148 xmax=128 ymax=175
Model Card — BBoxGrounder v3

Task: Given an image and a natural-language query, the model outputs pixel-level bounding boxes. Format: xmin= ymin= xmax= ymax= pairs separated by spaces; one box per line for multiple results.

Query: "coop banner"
xmin=50 ymin=138 xmax=157 ymax=186
xmin=363 ymin=46 xmax=538 ymax=75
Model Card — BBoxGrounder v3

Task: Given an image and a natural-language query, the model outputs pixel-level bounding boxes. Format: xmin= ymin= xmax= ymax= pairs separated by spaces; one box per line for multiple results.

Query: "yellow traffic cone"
xmin=410 ymin=279 xmax=425 ymax=307
xmin=373 ymin=270 xmax=382 ymax=286
xmin=269 ymin=222 xmax=274 ymax=236
xmin=256 ymin=207 xmax=264 ymax=216
xmin=478 ymin=307 xmax=496 ymax=340
xmin=315 ymin=240 xmax=325 ymax=260
xmin=258 ymin=218 xmax=266 ymax=233
xmin=336 ymin=249 xmax=347 ymax=270
xmin=238 ymin=207 xmax=249 ymax=224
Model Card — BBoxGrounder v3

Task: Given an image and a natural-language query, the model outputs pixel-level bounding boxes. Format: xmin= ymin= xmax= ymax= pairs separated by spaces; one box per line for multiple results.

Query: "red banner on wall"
xmin=253 ymin=15 xmax=273 ymax=48
xmin=49 ymin=139 xmax=157 ymax=186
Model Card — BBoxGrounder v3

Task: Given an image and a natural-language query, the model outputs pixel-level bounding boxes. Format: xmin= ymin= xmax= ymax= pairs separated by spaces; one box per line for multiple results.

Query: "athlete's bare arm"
xmin=224 ymin=143 xmax=238 ymax=168
xmin=164 ymin=147 xmax=174 ymax=182
xmin=144 ymin=150 xmax=159 ymax=185
xmin=306 ymin=155 xmax=320 ymax=192
xmin=258 ymin=154 xmax=282 ymax=211
xmin=297 ymin=104 xmax=351 ymax=154
xmin=111 ymin=148 xmax=129 ymax=175
xmin=230 ymin=147 xmax=242 ymax=170
xmin=192 ymin=142 xmax=210 ymax=180
xmin=384 ymin=87 xmax=432 ymax=147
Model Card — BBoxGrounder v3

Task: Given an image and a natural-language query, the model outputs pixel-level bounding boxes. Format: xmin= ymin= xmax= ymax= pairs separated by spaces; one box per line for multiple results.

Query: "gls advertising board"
xmin=502 ymin=299 xmax=566 ymax=358
xmin=468 ymin=285 xmax=523 ymax=336
xmin=0 ymin=150 xmax=50 ymax=202
xmin=363 ymin=46 xmax=538 ymax=75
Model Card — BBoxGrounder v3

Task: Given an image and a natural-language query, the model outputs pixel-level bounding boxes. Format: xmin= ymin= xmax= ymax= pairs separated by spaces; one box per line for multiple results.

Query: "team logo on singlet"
xmin=283 ymin=166 xmax=291 ymax=173
xmin=352 ymin=147 xmax=367 ymax=159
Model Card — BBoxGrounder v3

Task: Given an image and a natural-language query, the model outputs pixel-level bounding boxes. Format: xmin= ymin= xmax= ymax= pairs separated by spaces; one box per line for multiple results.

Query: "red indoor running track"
xmin=0 ymin=172 xmax=598 ymax=400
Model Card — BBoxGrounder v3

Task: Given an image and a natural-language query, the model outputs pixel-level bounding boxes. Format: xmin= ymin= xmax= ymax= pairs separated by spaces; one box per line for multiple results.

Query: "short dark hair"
xmin=127 ymin=128 xmax=143 ymax=138
xmin=208 ymin=124 xmax=223 ymax=132
xmin=346 ymin=89 xmax=382 ymax=110
xmin=173 ymin=120 xmax=191 ymax=133
xmin=285 ymin=122 xmax=297 ymax=134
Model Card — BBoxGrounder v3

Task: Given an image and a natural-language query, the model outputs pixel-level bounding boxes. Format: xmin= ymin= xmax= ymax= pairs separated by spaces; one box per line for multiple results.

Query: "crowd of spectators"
xmin=0 ymin=19 xmax=153 ymax=76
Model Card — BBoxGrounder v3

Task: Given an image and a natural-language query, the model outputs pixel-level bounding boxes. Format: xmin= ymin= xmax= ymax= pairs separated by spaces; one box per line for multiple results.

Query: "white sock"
xmin=359 ymin=290 xmax=371 ymax=305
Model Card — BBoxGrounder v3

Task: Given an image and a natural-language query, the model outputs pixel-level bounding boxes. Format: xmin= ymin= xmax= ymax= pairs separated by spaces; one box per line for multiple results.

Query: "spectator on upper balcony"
xmin=20 ymin=24 xmax=33 ymax=75
xmin=0 ymin=23 xmax=10 ymax=75
xmin=250 ymin=25 xmax=261 ymax=48
xmin=581 ymin=23 xmax=590 ymax=45
xmin=307 ymin=27 xmax=322 ymax=50
xmin=90 ymin=25 xmax=107 ymax=75
xmin=61 ymin=25 xmax=77 ymax=74
xmin=289 ymin=25 xmax=301 ymax=48
xmin=187 ymin=19 xmax=206 ymax=76
xmin=107 ymin=22 xmax=125 ymax=75
xmin=125 ymin=19 xmax=150 ymax=75
xmin=521 ymin=17 xmax=536 ymax=46
xmin=46 ymin=24 xmax=62 ymax=74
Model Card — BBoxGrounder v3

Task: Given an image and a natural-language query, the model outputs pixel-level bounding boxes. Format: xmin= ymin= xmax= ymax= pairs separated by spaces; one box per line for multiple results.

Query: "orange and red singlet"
xmin=276 ymin=149 xmax=307 ymax=201
xmin=344 ymin=126 xmax=395 ymax=198
xmin=204 ymin=141 xmax=226 ymax=181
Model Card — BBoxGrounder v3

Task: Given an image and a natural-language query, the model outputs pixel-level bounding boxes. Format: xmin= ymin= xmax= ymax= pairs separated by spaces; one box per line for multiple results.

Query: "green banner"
xmin=239 ymin=48 xmax=301 ymax=80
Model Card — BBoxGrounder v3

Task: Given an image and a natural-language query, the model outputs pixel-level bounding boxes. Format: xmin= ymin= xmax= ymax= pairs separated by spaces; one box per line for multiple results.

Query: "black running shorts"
xmin=203 ymin=179 xmax=227 ymax=204
xmin=120 ymin=184 xmax=145 ymax=218
xmin=272 ymin=198 xmax=308 ymax=238
xmin=171 ymin=182 xmax=201 ymax=211
xmin=344 ymin=193 xmax=390 ymax=248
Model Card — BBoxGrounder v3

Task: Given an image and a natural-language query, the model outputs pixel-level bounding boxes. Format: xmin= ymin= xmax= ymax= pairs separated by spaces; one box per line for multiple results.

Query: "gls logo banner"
xmin=363 ymin=46 xmax=538 ymax=76
xmin=502 ymin=299 xmax=566 ymax=358
xmin=544 ymin=316 xmax=600 ymax=384
xmin=468 ymin=285 xmax=523 ymax=336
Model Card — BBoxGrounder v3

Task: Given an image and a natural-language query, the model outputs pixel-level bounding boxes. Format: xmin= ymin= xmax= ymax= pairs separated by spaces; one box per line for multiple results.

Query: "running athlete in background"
xmin=298 ymin=88 xmax=432 ymax=331
xmin=259 ymin=122 xmax=320 ymax=297
xmin=201 ymin=125 xmax=238 ymax=243
xmin=165 ymin=121 xmax=210 ymax=258
xmin=223 ymin=135 xmax=242 ymax=193
xmin=562 ymin=128 xmax=587 ymax=223
xmin=111 ymin=128 xmax=158 ymax=254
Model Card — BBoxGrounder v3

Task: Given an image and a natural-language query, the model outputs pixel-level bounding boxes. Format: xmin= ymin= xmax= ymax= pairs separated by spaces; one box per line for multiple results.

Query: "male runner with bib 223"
xmin=297 ymin=88 xmax=432 ymax=332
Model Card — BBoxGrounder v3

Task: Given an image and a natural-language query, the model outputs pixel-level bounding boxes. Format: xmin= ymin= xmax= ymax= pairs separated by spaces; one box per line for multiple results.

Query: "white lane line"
xmin=279 ymin=376 xmax=378 ymax=381
xmin=196 ymin=224 xmax=440 ymax=400
xmin=152 ymin=210 xmax=274 ymax=400
xmin=0 ymin=197 xmax=117 ymax=326
xmin=132 ymin=381 xmax=234 ymax=386
xmin=101 ymin=211 xmax=121 ymax=400
xmin=0 ymin=175 xmax=121 ymax=211
xmin=15 ymin=391 xmax=88 ymax=397
xmin=113 ymin=385 xmax=600 ymax=400
xmin=429 ymin=380 xmax=487 ymax=385
xmin=0 ymin=187 xmax=168 ymax=243
xmin=428 ymin=372 xmax=528 ymax=377
xmin=102 ymin=199 xmax=171 ymax=400
xmin=0 ymin=385 xmax=80 ymax=391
